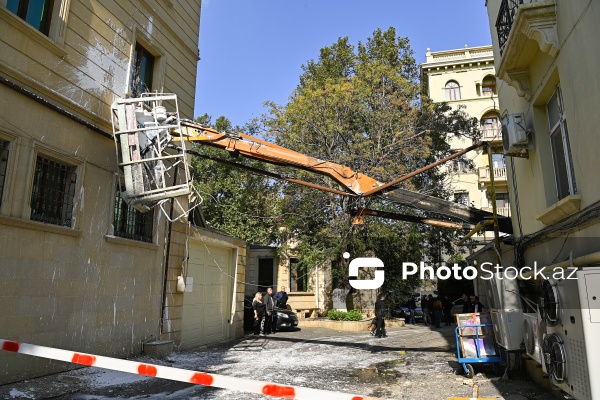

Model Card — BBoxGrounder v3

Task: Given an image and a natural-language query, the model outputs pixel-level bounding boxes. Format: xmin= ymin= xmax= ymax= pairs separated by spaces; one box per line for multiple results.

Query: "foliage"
xmin=189 ymin=114 xmax=281 ymax=245
xmin=191 ymin=28 xmax=481 ymax=304
xmin=260 ymin=27 xmax=480 ymax=303
xmin=327 ymin=309 xmax=363 ymax=321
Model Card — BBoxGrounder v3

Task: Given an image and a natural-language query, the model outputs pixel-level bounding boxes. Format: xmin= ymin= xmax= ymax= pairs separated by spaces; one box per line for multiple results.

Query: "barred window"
xmin=114 ymin=190 xmax=154 ymax=242
xmin=31 ymin=156 xmax=77 ymax=227
xmin=0 ymin=140 xmax=9 ymax=206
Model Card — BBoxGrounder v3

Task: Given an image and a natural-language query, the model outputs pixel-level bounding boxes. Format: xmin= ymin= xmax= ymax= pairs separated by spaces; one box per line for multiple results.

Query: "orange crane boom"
xmin=175 ymin=120 xmax=512 ymax=233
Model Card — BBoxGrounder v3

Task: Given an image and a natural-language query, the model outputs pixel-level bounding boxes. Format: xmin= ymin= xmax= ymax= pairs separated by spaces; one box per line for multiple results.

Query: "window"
xmin=454 ymin=192 xmax=469 ymax=207
xmin=0 ymin=140 xmax=9 ymax=206
xmin=258 ymin=258 xmax=274 ymax=293
xmin=481 ymin=115 xmax=500 ymax=139
xmin=451 ymin=155 xmax=471 ymax=173
xmin=6 ymin=0 xmax=54 ymax=35
xmin=131 ymin=43 xmax=155 ymax=97
xmin=445 ymin=81 xmax=461 ymax=101
xmin=30 ymin=156 xmax=77 ymax=227
xmin=482 ymin=76 xmax=497 ymax=96
xmin=487 ymin=193 xmax=510 ymax=208
xmin=492 ymin=154 xmax=506 ymax=169
xmin=114 ymin=189 xmax=154 ymax=242
xmin=546 ymin=87 xmax=576 ymax=200
xmin=289 ymin=257 xmax=307 ymax=292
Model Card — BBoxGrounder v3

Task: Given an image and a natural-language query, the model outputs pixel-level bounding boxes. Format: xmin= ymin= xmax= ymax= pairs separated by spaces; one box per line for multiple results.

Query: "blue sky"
xmin=195 ymin=1 xmax=492 ymax=127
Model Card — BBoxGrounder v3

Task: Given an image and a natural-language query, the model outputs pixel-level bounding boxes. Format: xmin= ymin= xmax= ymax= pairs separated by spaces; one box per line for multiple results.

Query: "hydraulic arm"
xmin=175 ymin=120 xmax=511 ymax=233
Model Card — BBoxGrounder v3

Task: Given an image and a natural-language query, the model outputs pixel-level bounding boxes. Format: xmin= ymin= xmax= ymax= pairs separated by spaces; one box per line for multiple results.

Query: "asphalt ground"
xmin=0 ymin=324 xmax=555 ymax=400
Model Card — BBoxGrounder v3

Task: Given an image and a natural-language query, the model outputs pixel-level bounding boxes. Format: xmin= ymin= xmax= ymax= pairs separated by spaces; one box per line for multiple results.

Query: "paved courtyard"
xmin=0 ymin=325 xmax=554 ymax=400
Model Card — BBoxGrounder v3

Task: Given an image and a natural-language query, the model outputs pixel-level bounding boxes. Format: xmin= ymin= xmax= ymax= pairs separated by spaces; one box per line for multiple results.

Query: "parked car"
xmin=392 ymin=303 xmax=423 ymax=322
xmin=243 ymin=296 xmax=298 ymax=331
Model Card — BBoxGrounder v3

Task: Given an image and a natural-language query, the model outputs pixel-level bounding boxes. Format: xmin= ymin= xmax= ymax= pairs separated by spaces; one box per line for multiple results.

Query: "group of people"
xmin=251 ymin=286 xmax=289 ymax=336
xmin=419 ymin=293 xmax=484 ymax=328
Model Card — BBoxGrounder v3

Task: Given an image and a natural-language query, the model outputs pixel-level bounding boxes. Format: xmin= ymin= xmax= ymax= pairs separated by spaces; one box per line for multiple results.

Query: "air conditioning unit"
xmin=502 ymin=113 xmax=528 ymax=156
xmin=523 ymin=313 xmax=542 ymax=364
xmin=537 ymin=267 xmax=600 ymax=400
xmin=490 ymin=309 xmax=524 ymax=351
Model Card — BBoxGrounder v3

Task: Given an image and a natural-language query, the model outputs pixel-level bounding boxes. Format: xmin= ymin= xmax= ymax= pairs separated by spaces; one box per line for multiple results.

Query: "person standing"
xmin=252 ymin=292 xmax=266 ymax=336
xmin=274 ymin=286 xmax=289 ymax=308
xmin=461 ymin=293 xmax=474 ymax=313
xmin=408 ymin=297 xmax=417 ymax=325
xmin=374 ymin=294 xmax=387 ymax=338
xmin=472 ymin=296 xmax=485 ymax=313
xmin=421 ymin=295 xmax=430 ymax=326
xmin=426 ymin=294 xmax=434 ymax=326
xmin=433 ymin=297 xmax=443 ymax=328
xmin=442 ymin=295 xmax=453 ymax=326
xmin=263 ymin=287 xmax=277 ymax=334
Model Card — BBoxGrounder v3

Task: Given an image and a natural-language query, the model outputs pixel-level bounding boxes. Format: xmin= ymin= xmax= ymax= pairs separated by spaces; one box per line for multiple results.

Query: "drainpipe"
xmin=315 ymin=264 xmax=319 ymax=311
xmin=486 ymin=143 xmax=502 ymax=265
xmin=519 ymin=250 xmax=600 ymax=280
xmin=159 ymin=166 xmax=179 ymax=337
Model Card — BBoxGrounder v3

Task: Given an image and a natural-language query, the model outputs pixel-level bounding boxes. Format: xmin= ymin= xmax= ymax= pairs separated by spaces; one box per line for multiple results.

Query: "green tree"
xmin=189 ymin=115 xmax=280 ymax=244
xmin=262 ymin=27 xmax=480 ymax=303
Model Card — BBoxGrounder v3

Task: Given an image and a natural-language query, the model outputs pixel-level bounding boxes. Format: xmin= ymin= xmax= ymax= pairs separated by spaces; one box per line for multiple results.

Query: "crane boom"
xmin=110 ymin=95 xmax=510 ymax=233
xmin=176 ymin=120 xmax=511 ymax=232
xmin=177 ymin=120 xmax=381 ymax=195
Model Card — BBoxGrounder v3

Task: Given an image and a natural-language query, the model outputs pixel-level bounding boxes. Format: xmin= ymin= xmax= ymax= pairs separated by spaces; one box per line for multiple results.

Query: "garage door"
xmin=181 ymin=242 xmax=231 ymax=349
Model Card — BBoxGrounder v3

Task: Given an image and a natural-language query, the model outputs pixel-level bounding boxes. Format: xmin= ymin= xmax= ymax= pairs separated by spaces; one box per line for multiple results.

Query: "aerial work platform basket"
xmin=110 ymin=94 xmax=192 ymax=211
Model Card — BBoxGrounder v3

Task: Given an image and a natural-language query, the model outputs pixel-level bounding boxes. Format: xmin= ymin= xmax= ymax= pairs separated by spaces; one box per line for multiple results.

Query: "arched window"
xmin=482 ymin=75 xmax=497 ymax=96
xmin=445 ymin=81 xmax=461 ymax=101
xmin=481 ymin=112 xmax=500 ymax=139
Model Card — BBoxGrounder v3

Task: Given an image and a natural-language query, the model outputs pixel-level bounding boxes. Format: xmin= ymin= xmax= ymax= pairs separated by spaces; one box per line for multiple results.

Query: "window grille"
xmin=0 ymin=140 xmax=9 ymax=206
xmin=114 ymin=190 xmax=154 ymax=242
xmin=30 ymin=156 xmax=77 ymax=227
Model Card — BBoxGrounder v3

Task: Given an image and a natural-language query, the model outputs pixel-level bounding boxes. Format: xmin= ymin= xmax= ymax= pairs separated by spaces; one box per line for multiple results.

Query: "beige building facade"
xmin=421 ymin=45 xmax=510 ymax=245
xmin=0 ymin=0 xmax=247 ymax=384
xmin=476 ymin=1 xmax=600 ymax=398
xmin=246 ymin=245 xmax=376 ymax=315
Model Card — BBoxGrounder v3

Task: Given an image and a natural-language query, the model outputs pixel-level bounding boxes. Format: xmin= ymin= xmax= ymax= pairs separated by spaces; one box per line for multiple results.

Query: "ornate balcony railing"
xmin=496 ymin=0 xmax=522 ymax=55
xmin=482 ymin=206 xmax=511 ymax=217
xmin=496 ymin=0 xmax=549 ymax=55
xmin=482 ymin=128 xmax=501 ymax=140
xmin=478 ymin=166 xmax=507 ymax=181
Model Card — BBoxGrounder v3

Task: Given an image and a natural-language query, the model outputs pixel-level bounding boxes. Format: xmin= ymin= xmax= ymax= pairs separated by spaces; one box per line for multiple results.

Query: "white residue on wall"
xmin=72 ymin=20 xmax=130 ymax=99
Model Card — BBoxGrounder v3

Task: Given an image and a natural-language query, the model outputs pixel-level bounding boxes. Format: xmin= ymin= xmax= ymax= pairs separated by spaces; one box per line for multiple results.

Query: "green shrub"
xmin=327 ymin=309 xmax=362 ymax=321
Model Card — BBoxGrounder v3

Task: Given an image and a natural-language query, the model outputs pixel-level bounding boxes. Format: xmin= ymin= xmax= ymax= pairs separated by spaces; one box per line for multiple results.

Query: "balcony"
xmin=495 ymin=0 xmax=558 ymax=100
xmin=478 ymin=166 xmax=507 ymax=182
xmin=482 ymin=128 xmax=501 ymax=142
xmin=482 ymin=206 xmax=511 ymax=217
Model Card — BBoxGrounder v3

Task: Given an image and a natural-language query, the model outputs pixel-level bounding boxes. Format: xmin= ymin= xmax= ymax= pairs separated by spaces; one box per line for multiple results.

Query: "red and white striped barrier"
xmin=1 ymin=339 xmax=382 ymax=400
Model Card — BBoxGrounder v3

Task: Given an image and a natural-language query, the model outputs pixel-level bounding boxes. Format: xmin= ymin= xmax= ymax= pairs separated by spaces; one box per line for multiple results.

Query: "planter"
xmin=299 ymin=318 xmax=405 ymax=332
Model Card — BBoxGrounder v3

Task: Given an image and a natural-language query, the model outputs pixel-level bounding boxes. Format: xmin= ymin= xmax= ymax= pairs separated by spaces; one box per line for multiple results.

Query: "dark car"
xmin=243 ymin=296 xmax=298 ymax=331
xmin=392 ymin=303 xmax=424 ymax=322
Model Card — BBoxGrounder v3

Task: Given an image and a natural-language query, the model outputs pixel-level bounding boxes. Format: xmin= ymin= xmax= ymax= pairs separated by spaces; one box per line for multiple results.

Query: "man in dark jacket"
xmin=374 ymin=294 xmax=387 ymax=338
xmin=442 ymin=295 xmax=453 ymax=326
xmin=461 ymin=293 xmax=474 ymax=313
xmin=274 ymin=286 xmax=289 ymax=308
xmin=472 ymin=296 xmax=485 ymax=313
xmin=263 ymin=288 xmax=276 ymax=334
